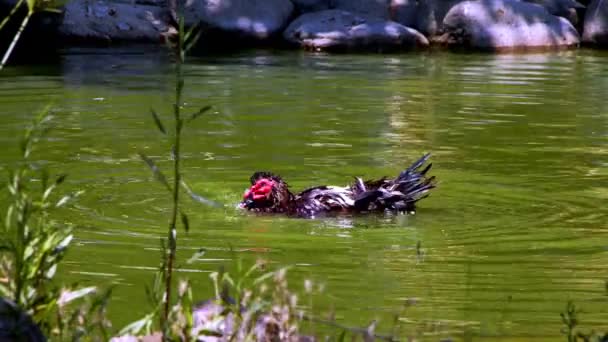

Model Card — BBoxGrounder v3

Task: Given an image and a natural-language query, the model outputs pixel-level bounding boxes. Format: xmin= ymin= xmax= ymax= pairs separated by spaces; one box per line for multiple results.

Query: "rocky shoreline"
xmin=2 ymin=0 xmax=608 ymax=53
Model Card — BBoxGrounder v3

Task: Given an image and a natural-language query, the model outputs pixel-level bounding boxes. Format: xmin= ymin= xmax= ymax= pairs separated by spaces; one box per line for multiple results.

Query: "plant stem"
xmin=162 ymin=16 xmax=185 ymax=337
xmin=0 ymin=0 xmax=25 ymax=32
xmin=0 ymin=11 xmax=31 ymax=70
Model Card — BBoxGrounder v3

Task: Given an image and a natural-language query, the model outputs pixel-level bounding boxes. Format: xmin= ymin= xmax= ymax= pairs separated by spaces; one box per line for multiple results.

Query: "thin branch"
xmin=0 ymin=0 xmax=25 ymax=32
xmin=1 ymin=11 xmax=32 ymax=70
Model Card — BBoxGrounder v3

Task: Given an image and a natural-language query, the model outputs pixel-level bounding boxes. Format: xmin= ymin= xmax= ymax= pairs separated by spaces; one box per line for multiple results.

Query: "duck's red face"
xmin=241 ymin=178 xmax=276 ymax=209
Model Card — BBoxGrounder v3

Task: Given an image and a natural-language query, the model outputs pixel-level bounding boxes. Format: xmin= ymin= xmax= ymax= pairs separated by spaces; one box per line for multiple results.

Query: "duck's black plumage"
xmin=240 ymin=153 xmax=436 ymax=218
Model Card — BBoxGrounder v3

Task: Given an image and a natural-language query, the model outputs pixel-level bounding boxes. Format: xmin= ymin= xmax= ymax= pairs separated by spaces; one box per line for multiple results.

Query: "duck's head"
xmin=239 ymin=172 xmax=293 ymax=212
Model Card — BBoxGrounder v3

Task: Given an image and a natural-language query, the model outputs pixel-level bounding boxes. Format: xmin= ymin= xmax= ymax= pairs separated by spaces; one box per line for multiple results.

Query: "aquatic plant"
xmin=121 ymin=11 xmax=209 ymax=340
xmin=560 ymin=299 xmax=608 ymax=342
xmin=0 ymin=107 xmax=111 ymax=340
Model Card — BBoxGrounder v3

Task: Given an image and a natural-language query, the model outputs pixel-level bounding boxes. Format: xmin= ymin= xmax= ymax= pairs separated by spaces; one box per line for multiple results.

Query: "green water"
xmin=1 ymin=47 xmax=607 ymax=340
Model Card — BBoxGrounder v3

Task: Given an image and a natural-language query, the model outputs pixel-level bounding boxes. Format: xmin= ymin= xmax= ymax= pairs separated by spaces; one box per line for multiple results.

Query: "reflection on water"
xmin=1 ymin=48 xmax=608 ymax=340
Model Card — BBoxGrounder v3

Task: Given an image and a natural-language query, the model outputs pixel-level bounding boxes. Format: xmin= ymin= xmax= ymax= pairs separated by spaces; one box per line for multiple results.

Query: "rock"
xmin=332 ymin=0 xmax=392 ymax=19
xmin=0 ymin=297 xmax=45 ymax=342
xmin=291 ymin=0 xmax=330 ymax=13
xmin=183 ymin=0 xmax=294 ymax=41
xmin=523 ymin=0 xmax=584 ymax=25
xmin=389 ymin=0 xmax=419 ymax=28
xmin=415 ymin=0 xmax=462 ymax=37
xmin=59 ymin=0 xmax=171 ymax=43
xmin=582 ymin=0 xmax=608 ymax=45
xmin=439 ymin=0 xmax=580 ymax=50
xmin=283 ymin=9 xmax=429 ymax=52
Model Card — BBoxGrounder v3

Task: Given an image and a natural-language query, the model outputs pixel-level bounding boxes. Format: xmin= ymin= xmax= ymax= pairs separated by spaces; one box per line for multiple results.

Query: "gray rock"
xmin=582 ymin=0 xmax=608 ymax=45
xmin=415 ymin=0 xmax=462 ymax=37
xmin=440 ymin=0 xmax=580 ymax=50
xmin=291 ymin=0 xmax=330 ymax=13
xmin=389 ymin=0 xmax=419 ymax=28
xmin=0 ymin=297 xmax=45 ymax=342
xmin=59 ymin=0 xmax=171 ymax=42
xmin=523 ymin=0 xmax=584 ymax=25
xmin=183 ymin=0 xmax=294 ymax=40
xmin=332 ymin=0 xmax=392 ymax=19
xmin=329 ymin=0 xmax=418 ymax=27
xmin=283 ymin=9 xmax=429 ymax=51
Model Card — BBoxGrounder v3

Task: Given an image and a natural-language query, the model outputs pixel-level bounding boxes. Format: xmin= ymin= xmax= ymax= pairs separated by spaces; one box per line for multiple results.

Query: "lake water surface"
xmin=1 ymin=47 xmax=607 ymax=340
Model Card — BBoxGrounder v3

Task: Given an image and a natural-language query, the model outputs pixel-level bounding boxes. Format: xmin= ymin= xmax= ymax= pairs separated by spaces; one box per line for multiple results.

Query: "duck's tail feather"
xmin=354 ymin=153 xmax=436 ymax=212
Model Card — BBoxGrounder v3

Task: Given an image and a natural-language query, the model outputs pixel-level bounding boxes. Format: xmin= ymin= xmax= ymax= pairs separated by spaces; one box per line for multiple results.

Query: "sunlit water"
xmin=1 ymin=47 xmax=607 ymax=340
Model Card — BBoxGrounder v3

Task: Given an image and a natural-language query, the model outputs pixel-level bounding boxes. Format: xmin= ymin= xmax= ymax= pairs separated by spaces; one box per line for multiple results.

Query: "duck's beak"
xmin=240 ymin=198 xmax=254 ymax=209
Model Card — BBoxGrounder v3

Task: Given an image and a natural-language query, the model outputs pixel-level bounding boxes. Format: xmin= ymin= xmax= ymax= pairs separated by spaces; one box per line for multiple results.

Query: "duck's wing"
xmin=295 ymin=186 xmax=354 ymax=218
xmin=353 ymin=153 xmax=436 ymax=212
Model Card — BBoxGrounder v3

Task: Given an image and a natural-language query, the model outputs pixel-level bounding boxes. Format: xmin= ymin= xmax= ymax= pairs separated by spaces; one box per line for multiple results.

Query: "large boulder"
xmin=582 ymin=0 xmax=608 ymax=45
xmin=439 ymin=0 xmax=580 ymax=50
xmin=283 ymin=9 xmax=429 ymax=52
xmin=291 ymin=0 xmax=330 ymax=13
xmin=332 ymin=0 xmax=392 ymax=19
xmin=415 ymin=0 xmax=462 ymax=37
xmin=389 ymin=0 xmax=419 ymax=28
xmin=59 ymin=0 xmax=171 ymax=42
xmin=523 ymin=0 xmax=584 ymax=25
xmin=0 ymin=297 xmax=45 ymax=342
xmin=183 ymin=0 xmax=294 ymax=41
xmin=329 ymin=0 xmax=418 ymax=27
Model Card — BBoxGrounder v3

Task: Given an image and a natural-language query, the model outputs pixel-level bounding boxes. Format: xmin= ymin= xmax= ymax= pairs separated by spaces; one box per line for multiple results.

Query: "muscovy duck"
xmin=239 ymin=153 xmax=436 ymax=218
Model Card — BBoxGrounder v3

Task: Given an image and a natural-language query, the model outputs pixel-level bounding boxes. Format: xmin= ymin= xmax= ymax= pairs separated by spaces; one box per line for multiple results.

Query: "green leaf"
xmin=180 ymin=211 xmax=189 ymax=233
xmin=198 ymin=330 xmax=223 ymax=337
xmin=57 ymin=286 xmax=97 ymax=306
xmin=119 ymin=312 xmax=155 ymax=336
xmin=55 ymin=190 xmax=84 ymax=208
xmin=5 ymin=205 xmax=13 ymax=230
xmin=55 ymin=173 xmax=67 ymax=185
xmin=183 ymin=23 xmax=199 ymax=43
xmin=138 ymin=152 xmax=171 ymax=192
xmin=40 ymin=169 xmax=49 ymax=193
xmin=184 ymin=27 xmax=202 ymax=54
xmin=180 ymin=179 xmax=221 ymax=207
xmin=149 ymin=109 xmax=167 ymax=135
xmin=42 ymin=7 xmax=62 ymax=13
xmin=186 ymin=248 xmax=206 ymax=264
xmin=54 ymin=234 xmax=73 ymax=254
xmin=42 ymin=174 xmax=66 ymax=200
xmin=45 ymin=263 xmax=57 ymax=279
xmin=187 ymin=105 xmax=211 ymax=123
xmin=337 ymin=329 xmax=346 ymax=342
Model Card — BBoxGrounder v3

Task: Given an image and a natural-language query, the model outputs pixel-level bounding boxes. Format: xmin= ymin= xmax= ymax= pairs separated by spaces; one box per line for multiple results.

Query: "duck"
xmin=239 ymin=153 xmax=436 ymax=218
